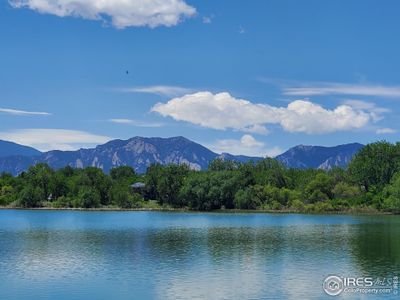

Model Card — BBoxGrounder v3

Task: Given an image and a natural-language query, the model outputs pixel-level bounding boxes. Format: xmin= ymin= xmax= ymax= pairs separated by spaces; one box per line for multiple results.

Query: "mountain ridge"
xmin=0 ymin=140 xmax=42 ymax=158
xmin=0 ymin=136 xmax=261 ymax=175
xmin=0 ymin=137 xmax=364 ymax=175
xmin=275 ymin=142 xmax=364 ymax=170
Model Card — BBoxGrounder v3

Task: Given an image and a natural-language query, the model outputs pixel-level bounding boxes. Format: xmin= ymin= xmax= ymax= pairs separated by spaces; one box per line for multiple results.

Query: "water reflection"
xmin=0 ymin=211 xmax=398 ymax=300
xmin=349 ymin=218 xmax=400 ymax=277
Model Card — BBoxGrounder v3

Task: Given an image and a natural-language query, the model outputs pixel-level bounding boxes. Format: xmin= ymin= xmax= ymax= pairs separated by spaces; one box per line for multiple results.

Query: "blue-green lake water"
xmin=0 ymin=210 xmax=398 ymax=299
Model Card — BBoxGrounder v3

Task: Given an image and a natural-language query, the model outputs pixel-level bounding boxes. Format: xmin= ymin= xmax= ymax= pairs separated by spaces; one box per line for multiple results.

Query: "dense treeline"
xmin=0 ymin=165 xmax=144 ymax=209
xmin=0 ymin=141 xmax=399 ymax=213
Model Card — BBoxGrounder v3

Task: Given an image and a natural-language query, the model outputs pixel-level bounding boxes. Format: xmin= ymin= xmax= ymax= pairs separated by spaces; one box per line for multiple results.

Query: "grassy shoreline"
xmin=0 ymin=205 xmax=395 ymax=215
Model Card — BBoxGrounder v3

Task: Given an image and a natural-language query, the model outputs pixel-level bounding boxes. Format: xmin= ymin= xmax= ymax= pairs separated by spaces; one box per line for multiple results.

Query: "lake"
xmin=0 ymin=210 xmax=398 ymax=299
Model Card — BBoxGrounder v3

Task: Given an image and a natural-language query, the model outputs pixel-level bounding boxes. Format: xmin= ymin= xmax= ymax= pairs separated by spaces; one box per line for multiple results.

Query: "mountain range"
xmin=0 ymin=137 xmax=364 ymax=175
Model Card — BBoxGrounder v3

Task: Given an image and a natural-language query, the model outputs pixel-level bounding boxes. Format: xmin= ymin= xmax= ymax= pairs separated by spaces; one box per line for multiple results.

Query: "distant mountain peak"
xmin=276 ymin=143 xmax=364 ymax=170
xmin=0 ymin=140 xmax=42 ymax=158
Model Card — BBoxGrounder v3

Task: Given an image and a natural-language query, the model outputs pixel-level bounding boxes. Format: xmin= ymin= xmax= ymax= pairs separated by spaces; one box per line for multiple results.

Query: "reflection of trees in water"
xmin=205 ymin=227 xmax=283 ymax=262
xmin=0 ymin=229 xmax=176 ymax=279
xmin=349 ymin=221 xmax=400 ymax=276
xmin=0 ymin=230 xmax=114 ymax=280
xmin=145 ymin=228 xmax=199 ymax=259
xmin=205 ymin=225 xmax=356 ymax=264
xmin=3 ymin=220 xmax=398 ymax=285
xmin=140 ymin=227 xmax=286 ymax=263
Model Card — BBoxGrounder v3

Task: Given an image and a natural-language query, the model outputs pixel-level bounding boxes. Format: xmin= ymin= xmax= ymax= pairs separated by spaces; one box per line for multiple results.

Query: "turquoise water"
xmin=0 ymin=210 xmax=398 ymax=299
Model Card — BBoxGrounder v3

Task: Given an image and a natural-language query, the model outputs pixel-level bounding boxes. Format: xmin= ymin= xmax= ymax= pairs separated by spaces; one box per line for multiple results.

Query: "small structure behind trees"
xmin=131 ymin=182 xmax=146 ymax=198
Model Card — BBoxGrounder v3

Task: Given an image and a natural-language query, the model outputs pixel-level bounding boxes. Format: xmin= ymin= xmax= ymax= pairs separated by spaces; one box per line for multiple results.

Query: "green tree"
xmin=381 ymin=173 xmax=400 ymax=212
xmin=109 ymin=184 xmax=141 ymax=208
xmin=19 ymin=185 xmax=42 ymax=207
xmin=332 ymin=182 xmax=360 ymax=199
xmin=234 ymin=185 xmax=263 ymax=209
xmin=254 ymin=158 xmax=288 ymax=188
xmin=0 ymin=185 xmax=14 ymax=206
xmin=179 ymin=172 xmax=212 ymax=210
xmin=52 ymin=196 xmax=74 ymax=208
xmin=157 ymin=164 xmax=190 ymax=206
xmin=25 ymin=163 xmax=54 ymax=200
xmin=348 ymin=141 xmax=400 ymax=191
xmin=110 ymin=166 xmax=136 ymax=181
xmin=49 ymin=172 xmax=69 ymax=200
xmin=305 ymin=173 xmax=335 ymax=203
xmin=74 ymin=188 xmax=101 ymax=208
xmin=217 ymin=171 xmax=242 ymax=208
xmin=79 ymin=167 xmax=111 ymax=205
xmin=263 ymin=185 xmax=301 ymax=206
xmin=237 ymin=162 xmax=256 ymax=187
xmin=179 ymin=170 xmax=245 ymax=210
xmin=145 ymin=163 xmax=163 ymax=200
xmin=208 ymin=158 xmax=239 ymax=171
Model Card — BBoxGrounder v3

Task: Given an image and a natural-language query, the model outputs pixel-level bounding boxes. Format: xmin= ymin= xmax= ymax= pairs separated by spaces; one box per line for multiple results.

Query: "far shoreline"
xmin=0 ymin=206 xmax=396 ymax=216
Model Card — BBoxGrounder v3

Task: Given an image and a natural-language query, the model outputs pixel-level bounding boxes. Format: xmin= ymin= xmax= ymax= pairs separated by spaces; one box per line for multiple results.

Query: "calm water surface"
xmin=0 ymin=210 xmax=398 ymax=299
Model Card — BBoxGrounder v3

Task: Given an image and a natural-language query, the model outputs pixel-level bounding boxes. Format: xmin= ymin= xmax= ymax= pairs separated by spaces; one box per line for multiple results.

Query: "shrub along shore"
xmin=0 ymin=141 xmax=399 ymax=214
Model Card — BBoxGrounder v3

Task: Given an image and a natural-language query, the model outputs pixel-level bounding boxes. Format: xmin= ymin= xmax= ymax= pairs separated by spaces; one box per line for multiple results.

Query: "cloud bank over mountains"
xmin=0 ymin=128 xmax=111 ymax=151
xmin=208 ymin=134 xmax=282 ymax=158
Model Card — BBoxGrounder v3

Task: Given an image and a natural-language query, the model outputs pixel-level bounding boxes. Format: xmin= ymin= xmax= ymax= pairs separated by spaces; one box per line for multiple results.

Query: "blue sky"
xmin=1 ymin=0 xmax=400 ymax=156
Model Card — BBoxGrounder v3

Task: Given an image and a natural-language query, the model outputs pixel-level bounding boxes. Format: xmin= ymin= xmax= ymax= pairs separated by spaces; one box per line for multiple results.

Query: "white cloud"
xmin=119 ymin=85 xmax=192 ymax=97
xmin=208 ymin=135 xmax=282 ymax=157
xmin=108 ymin=118 xmax=164 ymax=127
xmin=342 ymin=99 xmax=390 ymax=121
xmin=342 ymin=99 xmax=390 ymax=112
xmin=151 ymin=91 xmax=373 ymax=134
xmin=0 ymin=129 xmax=111 ymax=151
xmin=0 ymin=107 xmax=51 ymax=116
xmin=9 ymin=0 xmax=196 ymax=29
xmin=283 ymin=82 xmax=400 ymax=98
xmin=281 ymin=100 xmax=370 ymax=134
xmin=376 ymin=128 xmax=397 ymax=135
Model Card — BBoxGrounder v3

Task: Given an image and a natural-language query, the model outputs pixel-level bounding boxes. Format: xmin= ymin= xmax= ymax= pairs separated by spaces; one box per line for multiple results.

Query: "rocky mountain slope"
xmin=275 ymin=143 xmax=364 ymax=170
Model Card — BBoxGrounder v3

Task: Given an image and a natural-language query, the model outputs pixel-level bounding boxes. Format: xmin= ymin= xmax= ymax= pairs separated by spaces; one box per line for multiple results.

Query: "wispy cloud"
xmin=9 ymin=0 xmax=196 ymax=29
xmin=283 ymin=82 xmax=400 ymax=98
xmin=202 ymin=16 xmax=212 ymax=24
xmin=342 ymin=100 xmax=390 ymax=121
xmin=108 ymin=118 xmax=164 ymax=128
xmin=119 ymin=85 xmax=193 ymax=97
xmin=0 ymin=107 xmax=51 ymax=116
xmin=0 ymin=129 xmax=111 ymax=151
xmin=376 ymin=128 xmax=397 ymax=135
